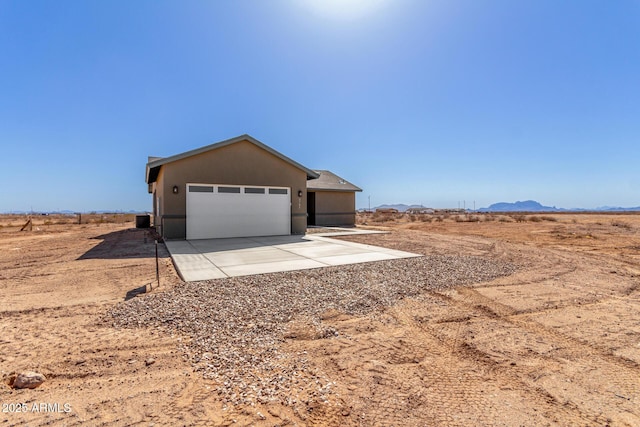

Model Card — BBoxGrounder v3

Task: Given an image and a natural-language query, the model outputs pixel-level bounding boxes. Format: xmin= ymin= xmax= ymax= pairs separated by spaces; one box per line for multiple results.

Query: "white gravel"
xmin=107 ymin=254 xmax=516 ymax=408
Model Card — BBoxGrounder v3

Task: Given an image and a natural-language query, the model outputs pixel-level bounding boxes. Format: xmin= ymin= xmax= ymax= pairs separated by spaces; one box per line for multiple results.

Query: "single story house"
xmin=375 ymin=208 xmax=399 ymax=214
xmin=145 ymin=134 xmax=361 ymax=239
xmin=406 ymin=207 xmax=435 ymax=214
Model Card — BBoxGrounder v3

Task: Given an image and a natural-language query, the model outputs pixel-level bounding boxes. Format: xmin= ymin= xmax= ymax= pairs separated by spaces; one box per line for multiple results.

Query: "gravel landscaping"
xmin=304 ymin=227 xmax=341 ymax=234
xmin=107 ymin=254 xmax=517 ymax=408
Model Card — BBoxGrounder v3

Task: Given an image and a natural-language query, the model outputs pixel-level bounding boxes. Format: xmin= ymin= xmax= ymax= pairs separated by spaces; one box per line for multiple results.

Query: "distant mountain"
xmin=594 ymin=206 xmax=640 ymax=212
xmin=374 ymin=204 xmax=427 ymax=212
xmin=478 ymin=200 xmax=561 ymax=212
xmin=359 ymin=200 xmax=640 ymax=213
xmin=478 ymin=200 xmax=640 ymax=212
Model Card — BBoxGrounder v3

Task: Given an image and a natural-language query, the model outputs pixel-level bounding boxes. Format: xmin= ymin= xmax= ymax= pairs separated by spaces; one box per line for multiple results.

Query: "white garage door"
xmin=186 ymin=184 xmax=291 ymax=239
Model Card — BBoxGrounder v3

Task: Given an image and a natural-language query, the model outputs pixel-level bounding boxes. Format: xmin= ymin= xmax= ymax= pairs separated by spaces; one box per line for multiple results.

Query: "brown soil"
xmin=1 ymin=214 xmax=639 ymax=426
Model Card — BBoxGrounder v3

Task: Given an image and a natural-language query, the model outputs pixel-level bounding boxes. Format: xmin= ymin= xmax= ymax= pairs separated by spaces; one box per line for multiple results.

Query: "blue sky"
xmin=1 ymin=0 xmax=638 ymax=212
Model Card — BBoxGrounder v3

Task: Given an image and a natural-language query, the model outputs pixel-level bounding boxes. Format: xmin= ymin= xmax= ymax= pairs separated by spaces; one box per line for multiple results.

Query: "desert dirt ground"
xmin=1 ymin=213 xmax=639 ymax=426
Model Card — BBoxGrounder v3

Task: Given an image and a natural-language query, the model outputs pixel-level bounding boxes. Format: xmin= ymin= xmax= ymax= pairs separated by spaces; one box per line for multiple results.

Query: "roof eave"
xmin=307 ymin=187 xmax=363 ymax=192
xmin=145 ymin=164 xmax=161 ymax=184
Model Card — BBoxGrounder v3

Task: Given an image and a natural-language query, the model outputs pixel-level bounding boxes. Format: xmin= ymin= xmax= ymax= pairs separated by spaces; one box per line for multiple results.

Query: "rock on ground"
xmin=13 ymin=371 xmax=46 ymax=389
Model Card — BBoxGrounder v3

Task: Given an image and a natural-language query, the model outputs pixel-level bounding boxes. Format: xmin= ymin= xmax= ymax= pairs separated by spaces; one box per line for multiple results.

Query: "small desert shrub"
xmin=528 ymin=216 xmax=543 ymax=223
xmin=540 ymin=216 xmax=558 ymax=222
xmin=611 ymin=221 xmax=632 ymax=230
xmin=499 ymin=216 xmax=514 ymax=223
xmin=408 ymin=214 xmax=417 ymax=222
xmin=44 ymin=220 xmax=52 ymax=226
xmin=510 ymin=214 xmax=526 ymax=223
xmin=435 ymin=216 xmax=444 ymax=222
xmin=372 ymin=213 xmax=393 ymax=222
xmin=455 ymin=215 xmax=480 ymax=223
xmin=420 ymin=216 xmax=433 ymax=223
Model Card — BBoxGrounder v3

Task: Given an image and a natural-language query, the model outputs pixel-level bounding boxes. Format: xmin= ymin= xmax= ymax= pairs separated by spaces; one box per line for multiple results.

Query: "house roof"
xmin=307 ymin=170 xmax=362 ymax=192
xmin=146 ymin=134 xmax=320 ymax=184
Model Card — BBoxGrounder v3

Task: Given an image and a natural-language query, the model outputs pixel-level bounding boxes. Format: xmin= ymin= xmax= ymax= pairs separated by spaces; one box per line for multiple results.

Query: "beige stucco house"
xmin=145 ymin=135 xmax=361 ymax=239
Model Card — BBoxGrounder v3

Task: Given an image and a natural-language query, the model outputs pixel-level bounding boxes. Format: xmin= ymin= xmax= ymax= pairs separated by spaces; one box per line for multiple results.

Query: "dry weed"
xmin=611 ymin=220 xmax=632 ymax=230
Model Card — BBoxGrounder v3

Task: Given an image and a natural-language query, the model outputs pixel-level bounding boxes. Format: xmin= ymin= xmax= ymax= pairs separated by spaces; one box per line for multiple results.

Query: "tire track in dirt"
xmin=430 ymin=284 xmax=640 ymax=426
xmin=294 ymin=301 xmax=596 ymax=426
xmin=296 ymin=227 xmax=637 ymax=425
xmin=451 ymin=248 xmax=640 ymax=363
xmin=446 ymin=285 xmax=640 ymax=369
xmin=1 ymin=304 xmax=193 ymax=426
xmin=297 ymin=229 xmax=613 ymax=424
xmin=391 ymin=300 xmax=604 ymax=426
xmin=335 ymin=220 xmax=640 ymax=425
xmin=0 ymin=224 xmax=217 ymax=427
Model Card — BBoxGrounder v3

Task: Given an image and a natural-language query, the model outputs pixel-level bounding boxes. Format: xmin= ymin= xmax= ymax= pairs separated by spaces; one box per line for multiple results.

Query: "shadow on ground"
xmin=77 ymin=228 xmax=170 ymax=260
xmin=125 ymin=284 xmax=148 ymax=301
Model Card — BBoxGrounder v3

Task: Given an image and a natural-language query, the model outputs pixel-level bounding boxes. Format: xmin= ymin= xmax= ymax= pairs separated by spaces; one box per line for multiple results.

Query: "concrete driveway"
xmin=165 ymin=232 xmax=420 ymax=281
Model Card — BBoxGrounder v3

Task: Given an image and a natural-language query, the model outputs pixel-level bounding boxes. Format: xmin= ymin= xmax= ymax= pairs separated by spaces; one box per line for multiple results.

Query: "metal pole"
xmin=155 ymin=240 xmax=159 ymax=289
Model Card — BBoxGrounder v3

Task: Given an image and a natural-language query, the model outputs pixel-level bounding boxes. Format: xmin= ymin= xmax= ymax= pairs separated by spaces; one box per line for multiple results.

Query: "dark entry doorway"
xmin=307 ymin=192 xmax=316 ymax=226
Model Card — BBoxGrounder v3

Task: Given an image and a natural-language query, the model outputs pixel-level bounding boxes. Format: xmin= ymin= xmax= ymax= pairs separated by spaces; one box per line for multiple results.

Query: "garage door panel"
xmin=186 ymin=184 xmax=290 ymax=239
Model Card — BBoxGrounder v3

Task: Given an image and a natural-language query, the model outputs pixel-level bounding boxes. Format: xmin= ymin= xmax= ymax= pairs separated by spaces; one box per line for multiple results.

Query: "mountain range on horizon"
xmin=479 ymin=200 xmax=640 ymax=212
xmin=362 ymin=200 xmax=640 ymax=213
xmin=478 ymin=200 xmax=559 ymax=212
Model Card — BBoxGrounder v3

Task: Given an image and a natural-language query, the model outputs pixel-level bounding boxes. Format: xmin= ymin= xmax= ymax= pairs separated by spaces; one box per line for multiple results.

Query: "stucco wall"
xmin=152 ymin=167 xmax=165 ymax=235
xmin=155 ymin=140 xmax=308 ymax=239
xmin=313 ymin=191 xmax=356 ymax=226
